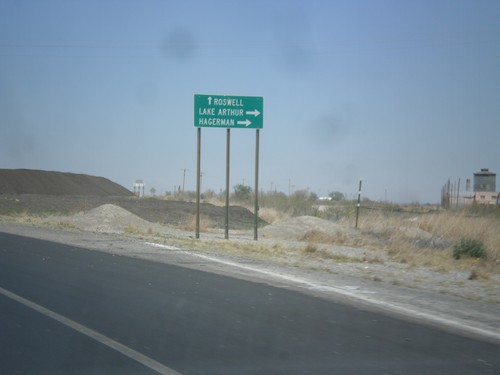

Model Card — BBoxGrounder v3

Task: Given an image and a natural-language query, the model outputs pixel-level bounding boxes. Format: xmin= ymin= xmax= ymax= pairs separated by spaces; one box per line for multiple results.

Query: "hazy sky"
xmin=1 ymin=0 xmax=499 ymax=203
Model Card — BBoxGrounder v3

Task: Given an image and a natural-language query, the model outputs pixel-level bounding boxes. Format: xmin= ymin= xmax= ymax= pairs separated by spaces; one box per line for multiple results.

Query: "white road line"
xmin=147 ymin=242 xmax=500 ymax=344
xmin=0 ymin=286 xmax=182 ymax=375
xmin=145 ymin=242 xmax=180 ymax=251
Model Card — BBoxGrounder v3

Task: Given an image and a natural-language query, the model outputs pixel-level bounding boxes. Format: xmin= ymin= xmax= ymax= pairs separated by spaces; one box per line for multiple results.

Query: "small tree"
xmin=259 ymin=191 xmax=288 ymax=211
xmin=289 ymin=189 xmax=316 ymax=216
xmin=233 ymin=184 xmax=252 ymax=202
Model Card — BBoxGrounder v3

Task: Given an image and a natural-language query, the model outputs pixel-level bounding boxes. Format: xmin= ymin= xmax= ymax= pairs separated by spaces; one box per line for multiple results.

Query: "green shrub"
xmin=452 ymin=238 xmax=487 ymax=260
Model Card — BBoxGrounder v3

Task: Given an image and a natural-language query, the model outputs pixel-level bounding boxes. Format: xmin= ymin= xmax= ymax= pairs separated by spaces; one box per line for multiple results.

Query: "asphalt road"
xmin=0 ymin=232 xmax=498 ymax=374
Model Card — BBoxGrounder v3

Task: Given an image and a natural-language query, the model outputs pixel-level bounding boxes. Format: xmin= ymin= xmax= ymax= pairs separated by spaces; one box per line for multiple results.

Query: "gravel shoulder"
xmin=1 ymin=210 xmax=499 ymax=345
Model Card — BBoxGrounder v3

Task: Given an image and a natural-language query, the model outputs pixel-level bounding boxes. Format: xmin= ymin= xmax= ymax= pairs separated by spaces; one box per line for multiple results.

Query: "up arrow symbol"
xmin=246 ymin=109 xmax=261 ymax=117
xmin=208 ymin=96 xmax=212 ymax=105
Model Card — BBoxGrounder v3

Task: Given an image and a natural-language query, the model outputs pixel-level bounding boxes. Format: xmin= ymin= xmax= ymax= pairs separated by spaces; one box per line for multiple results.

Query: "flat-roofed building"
xmin=473 ymin=169 xmax=498 ymax=205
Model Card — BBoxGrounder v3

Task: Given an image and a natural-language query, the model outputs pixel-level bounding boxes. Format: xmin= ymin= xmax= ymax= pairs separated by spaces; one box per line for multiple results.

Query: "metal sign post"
xmin=254 ymin=129 xmax=260 ymax=240
xmin=225 ymin=128 xmax=230 ymax=239
xmin=194 ymin=94 xmax=263 ymax=240
xmin=195 ymin=127 xmax=201 ymax=239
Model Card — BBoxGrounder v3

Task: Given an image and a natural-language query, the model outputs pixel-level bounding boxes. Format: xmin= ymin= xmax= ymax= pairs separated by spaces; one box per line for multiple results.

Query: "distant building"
xmin=441 ymin=168 xmax=498 ymax=208
xmin=473 ymin=169 xmax=498 ymax=205
xmin=133 ymin=180 xmax=145 ymax=197
xmin=474 ymin=168 xmax=496 ymax=192
xmin=474 ymin=192 xmax=499 ymax=205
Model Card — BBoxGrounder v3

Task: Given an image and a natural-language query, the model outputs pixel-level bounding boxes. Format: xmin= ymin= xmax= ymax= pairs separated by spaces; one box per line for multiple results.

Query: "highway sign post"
xmin=194 ymin=94 xmax=263 ymax=240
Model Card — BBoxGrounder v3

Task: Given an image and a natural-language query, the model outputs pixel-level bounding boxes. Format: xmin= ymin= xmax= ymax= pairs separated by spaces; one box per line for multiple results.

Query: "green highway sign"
xmin=194 ymin=94 xmax=263 ymax=129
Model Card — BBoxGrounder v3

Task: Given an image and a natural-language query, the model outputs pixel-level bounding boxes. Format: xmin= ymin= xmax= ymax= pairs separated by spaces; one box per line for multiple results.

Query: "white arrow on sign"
xmin=246 ymin=109 xmax=261 ymax=117
xmin=237 ymin=119 xmax=252 ymax=127
xmin=207 ymin=96 xmax=212 ymax=105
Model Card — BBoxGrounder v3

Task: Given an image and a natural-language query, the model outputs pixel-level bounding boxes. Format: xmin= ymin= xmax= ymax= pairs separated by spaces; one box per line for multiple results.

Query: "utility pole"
xmin=355 ymin=179 xmax=362 ymax=229
xmin=182 ymin=169 xmax=188 ymax=193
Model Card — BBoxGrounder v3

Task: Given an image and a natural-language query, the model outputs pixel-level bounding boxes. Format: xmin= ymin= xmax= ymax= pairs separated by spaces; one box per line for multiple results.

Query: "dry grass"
xmin=181 ymin=215 xmax=215 ymax=232
xmin=170 ymin=237 xmax=291 ymax=262
xmin=258 ymin=207 xmax=291 ymax=224
xmin=468 ymin=268 xmax=490 ymax=281
xmin=300 ymin=229 xmax=366 ymax=248
xmin=301 ymin=242 xmax=376 ymax=263
xmin=203 ymin=197 xmax=225 ymax=207
xmin=1 ymin=213 xmax=81 ymax=231
xmin=416 ymin=212 xmax=500 ymax=258
xmin=348 ymin=209 xmax=500 ymax=274
xmin=304 ymin=242 xmax=318 ymax=253
xmin=302 ymin=230 xmax=346 ymax=244
xmin=53 ymin=220 xmax=79 ymax=230
xmin=301 ymin=239 xmax=384 ymax=264
xmin=124 ymin=225 xmax=158 ymax=236
xmin=0 ymin=212 xmax=46 ymax=225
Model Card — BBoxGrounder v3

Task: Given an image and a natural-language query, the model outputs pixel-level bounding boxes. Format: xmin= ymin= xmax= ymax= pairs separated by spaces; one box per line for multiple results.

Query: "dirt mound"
xmin=260 ymin=216 xmax=357 ymax=240
xmin=0 ymin=193 xmax=265 ymax=230
xmin=60 ymin=204 xmax=159 ymax=234
xmin=0 ymin=169 xmax=132 ymax=196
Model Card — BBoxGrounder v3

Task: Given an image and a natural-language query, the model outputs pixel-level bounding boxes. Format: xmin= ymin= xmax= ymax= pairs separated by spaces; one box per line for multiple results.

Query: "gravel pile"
xmin=54 ymin=204 xmax=162 ymax=234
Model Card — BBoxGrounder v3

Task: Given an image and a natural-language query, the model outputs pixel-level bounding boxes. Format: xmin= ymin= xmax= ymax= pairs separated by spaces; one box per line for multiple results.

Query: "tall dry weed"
xmin=258 ymin=207 xmax=291 ymax=224
xmin=182 ymin=215 xmax=214 ymax=232
xmin=416 ymin=211 xmax=500 ymax=262
xmin=301 ymin=230 xmax=352 ymax=246
xmin=338 ymin=208 xmax=499 ymax=273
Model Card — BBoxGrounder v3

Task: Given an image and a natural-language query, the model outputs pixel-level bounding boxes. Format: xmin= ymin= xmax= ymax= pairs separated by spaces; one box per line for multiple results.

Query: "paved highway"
xmin=0 ymin=232 xmax=498 ymax=374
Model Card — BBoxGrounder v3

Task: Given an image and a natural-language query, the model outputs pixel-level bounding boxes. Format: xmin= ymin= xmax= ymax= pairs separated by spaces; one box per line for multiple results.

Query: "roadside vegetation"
xmin=2 ymin=186 xmax=499 ymax=279
xmin=167 ymin=186 xmax=500 ymax=277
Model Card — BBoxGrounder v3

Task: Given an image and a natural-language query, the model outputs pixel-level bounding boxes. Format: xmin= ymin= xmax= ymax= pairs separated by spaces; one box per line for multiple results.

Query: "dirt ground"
xmin=0 ymin=194 xmax=264 ymax=230
xmin=0 ymin=169 xmax=264 ymax=230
